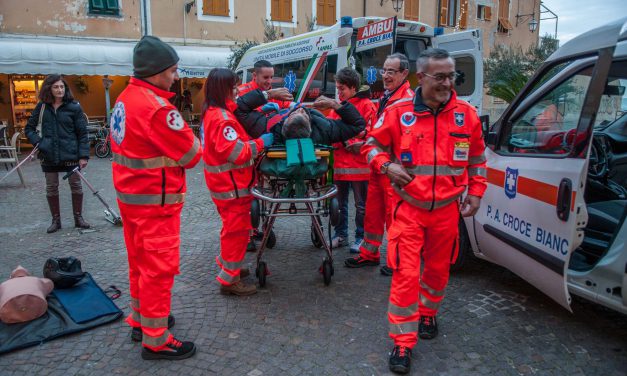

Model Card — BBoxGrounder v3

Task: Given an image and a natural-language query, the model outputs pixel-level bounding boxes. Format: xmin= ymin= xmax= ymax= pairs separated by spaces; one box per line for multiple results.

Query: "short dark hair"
xmin=254 ymin=60 xmax=273 ymax=73
xmin=386 ymin=53 xmax=410 ymax=71
xmin=38 ymin=74 xmax=74 ymax=105
xmin=202 ymin=68 xmax=237 ymax=111
xmin=416 ymin=48 xmax=452 ymax=72
xmin=335 ymin=67 xmax=361 ymax=90
xmin=282 ymin=113 xmax=312 ymax=139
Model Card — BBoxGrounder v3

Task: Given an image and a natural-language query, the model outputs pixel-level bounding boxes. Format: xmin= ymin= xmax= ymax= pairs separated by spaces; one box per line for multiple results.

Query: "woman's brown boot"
xmin=72 ymin=193 xmax=91 ymax=229
xmin=47 ymin=195 xmax=61 ymax=233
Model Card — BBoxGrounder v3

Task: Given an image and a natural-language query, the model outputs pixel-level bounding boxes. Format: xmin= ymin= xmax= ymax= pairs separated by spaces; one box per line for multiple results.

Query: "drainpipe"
xmin=363 ymin=0 xmax=366 ymax=16
xmin=102 ymin=76 xmax=113 ymax=125
xmin=183 ymin=1 xmax=195 ymax=46
xmin=140 ymin=0 xmax=152 ymax=36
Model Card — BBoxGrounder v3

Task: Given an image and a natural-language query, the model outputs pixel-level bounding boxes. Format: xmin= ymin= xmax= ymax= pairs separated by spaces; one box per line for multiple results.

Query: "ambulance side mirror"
xmin=479 ymin=115 xmax=491 ymax=143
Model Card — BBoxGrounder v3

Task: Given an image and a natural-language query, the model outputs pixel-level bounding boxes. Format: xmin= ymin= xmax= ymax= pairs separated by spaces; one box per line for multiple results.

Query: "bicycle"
xmin=94 ymin=126 xmax=111 ymax=158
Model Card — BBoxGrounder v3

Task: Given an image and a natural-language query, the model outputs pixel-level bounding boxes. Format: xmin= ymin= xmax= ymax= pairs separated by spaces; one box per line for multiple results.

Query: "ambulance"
xmin=455 ymin=17 xmax=627 ymax=315
xmin=235 ymin=16 xmax=483 ymax=112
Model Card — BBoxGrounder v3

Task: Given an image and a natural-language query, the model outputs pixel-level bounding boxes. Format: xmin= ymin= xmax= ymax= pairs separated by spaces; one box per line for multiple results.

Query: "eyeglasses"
xmin=379 ymin=69 xmax=403 ymax=76
xmin=422 ymin=72 xmax=458 ymax=83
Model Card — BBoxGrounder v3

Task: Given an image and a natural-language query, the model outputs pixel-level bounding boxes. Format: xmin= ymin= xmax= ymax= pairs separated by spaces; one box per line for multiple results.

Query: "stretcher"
xmin=250 ymin=142 xmax=340 ymax=287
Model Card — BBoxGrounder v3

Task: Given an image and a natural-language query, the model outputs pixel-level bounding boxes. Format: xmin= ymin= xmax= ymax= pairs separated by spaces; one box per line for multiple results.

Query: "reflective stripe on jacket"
xmin=365 ymin=89 xmax=487 ymax=209
xmin=111 ymin=78 xmax=202 ymax=212
xmin=203 ymin=100 xmax=264 ymax=201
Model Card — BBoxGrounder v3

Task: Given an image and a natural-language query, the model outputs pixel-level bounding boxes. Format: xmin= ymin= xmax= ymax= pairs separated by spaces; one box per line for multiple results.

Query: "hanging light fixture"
xmin=528 ymin=17 xmax=538 ymax=32
xmin=391 ymin=0 xmax=404 ymax=12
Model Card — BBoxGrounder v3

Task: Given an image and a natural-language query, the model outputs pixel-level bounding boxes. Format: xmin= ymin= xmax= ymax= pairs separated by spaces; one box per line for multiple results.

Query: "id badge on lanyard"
xmin=399 ymin=112 xmax=417 ymax=166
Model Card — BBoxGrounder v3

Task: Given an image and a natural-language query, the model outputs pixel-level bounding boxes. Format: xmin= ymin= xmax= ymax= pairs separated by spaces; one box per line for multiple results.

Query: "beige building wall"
xmin=0 ymin=0 xmax=140 ymax=39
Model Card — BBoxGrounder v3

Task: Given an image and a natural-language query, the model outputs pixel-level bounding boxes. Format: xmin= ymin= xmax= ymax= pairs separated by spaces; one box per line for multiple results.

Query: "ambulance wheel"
xmin=450 ymin=219 xmax=472 ymax=272
xmin=251 ymin=200 xmax=260 ymax=229
xmin=256 ymin=261 xmax=267 ymax=287
xmin=266 ymin=229 xmax=276 ymax=249
xmin=311 ymin=226 xmax=323 ymax=248
xmin=322 ymin=258 xmax=333 ymax=286
xmin=95 ymin=141 xmax=110 ymax=158
xmin=329 ymin=198 xmax=340 ymax=226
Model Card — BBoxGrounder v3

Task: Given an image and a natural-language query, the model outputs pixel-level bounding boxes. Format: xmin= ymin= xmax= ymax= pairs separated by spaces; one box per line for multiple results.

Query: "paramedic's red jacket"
xmin=365 ymin=89 xmax=487 ymax=208
xmin=111 ymin=77 xmax=202 ymax=213
xmin=237 ymin=80 xmax=291 ymax=109
xmin=330 ymin=90 xmax=376 ymax=181
xmin=203 ymin=100 xmax=264 ymax=200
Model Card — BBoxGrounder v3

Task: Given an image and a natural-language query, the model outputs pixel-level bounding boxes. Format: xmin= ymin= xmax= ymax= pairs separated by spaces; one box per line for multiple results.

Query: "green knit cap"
xmin=133 ymin=36 xmax=180 ymax=78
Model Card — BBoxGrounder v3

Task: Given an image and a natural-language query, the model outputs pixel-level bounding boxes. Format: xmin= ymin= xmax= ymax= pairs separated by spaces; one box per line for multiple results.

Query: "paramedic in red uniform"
xmin=202 ymin=68 xmax=274 ymax=296
xmin=367 ymin=49 xmax=487 ymax=374
xmin=327 ymin=67 xmax=376 ymax=252
xmin=110 ymin=36 xmax=202 ymax=360
xmin=344 ymin=53 xmax=415 ymax=271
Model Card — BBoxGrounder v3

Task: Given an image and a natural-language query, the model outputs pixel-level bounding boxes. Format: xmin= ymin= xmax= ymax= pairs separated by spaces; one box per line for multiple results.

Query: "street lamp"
xmin=528 ymin=17 xmax=538 ymax=32
xmin=380 ymin=0 xmax=404 ymax=13
xmin=515 ymin=13 xmax=538 ymax=32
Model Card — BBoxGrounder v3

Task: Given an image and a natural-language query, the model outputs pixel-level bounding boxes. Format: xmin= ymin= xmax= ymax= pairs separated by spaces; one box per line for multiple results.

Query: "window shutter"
xmin=317 ymin=0 xmax=326 ymax=25
xmin=318 ymin=0 xmax=336 ymax=26
xmin=203 ymin=0 xmax=211 ymax=15
xmin=91 ymin=0 xmax=105 ymax=9
xmin=404 ymin=0 xmax=419 ymax=21
xmin=485 ymin=6 xmax=492 ymax=21
xmin=284 ymin=0 xmax=292 ymax=21
xmin=105 ymin=0 xmax=118 ymax=9
xmin=459 ymin=0 xmax=468 ymax=29
xmin=440 ymin=1 xmax=448 ymax=26
xmin=327 ymin=0 xmax=336 ymax=24
xmin=215 ymin=0 xmax=229 ymax=16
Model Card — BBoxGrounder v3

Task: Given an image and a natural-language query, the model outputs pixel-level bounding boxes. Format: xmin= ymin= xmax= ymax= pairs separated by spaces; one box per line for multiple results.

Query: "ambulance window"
xmin=501 ymin=66 xmax=594 ymax=156
xmin=453 ymin=56 xmax=475 ymax=96
xmin=592 ymin=61 xmax=627 ymax=129
xmin=271 ymin=55 xmax=338 ymax=102
xmin=354 ymin=45 xmax=393 ymax=100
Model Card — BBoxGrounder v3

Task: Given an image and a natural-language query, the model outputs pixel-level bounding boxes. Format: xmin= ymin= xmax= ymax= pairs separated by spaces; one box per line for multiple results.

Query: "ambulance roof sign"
xmin=355 ymin=16 xmax=397 ymax=52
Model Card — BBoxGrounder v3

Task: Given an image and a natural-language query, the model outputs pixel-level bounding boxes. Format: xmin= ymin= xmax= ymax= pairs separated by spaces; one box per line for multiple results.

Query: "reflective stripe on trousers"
xmin=117 ymin=192 xmax=185 ymax=205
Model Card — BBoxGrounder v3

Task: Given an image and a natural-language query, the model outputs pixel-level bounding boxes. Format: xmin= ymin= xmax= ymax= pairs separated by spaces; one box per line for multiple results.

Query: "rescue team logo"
xmin=223 ymin=126 xmax=238 ymax=141
xmin=454 ymin=112 xmax=465 ymax=127
xmin=453 ymin=141 xmax=470 ymax=161
xmin=400 ymin=112 xmax=416 ymax=127
xmin=374 ymin=113 xmax=385 ymax=129
xmin=366 ymin=66 xmax=377 ymax=85
xmin=504 ymin=167 xmax=519 ymax=199
xmin=110 ymin=102 xmax=126 ymax=145
xmin=167 ymin=110 xmax=185 ymax=131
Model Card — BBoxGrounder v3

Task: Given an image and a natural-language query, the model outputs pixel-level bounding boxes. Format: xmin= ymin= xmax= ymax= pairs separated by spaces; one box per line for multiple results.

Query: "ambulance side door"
xmin=472 ymin=53 xmax=614 ymax=311
xmin=433 ymin=29 xmax=483 ymax=113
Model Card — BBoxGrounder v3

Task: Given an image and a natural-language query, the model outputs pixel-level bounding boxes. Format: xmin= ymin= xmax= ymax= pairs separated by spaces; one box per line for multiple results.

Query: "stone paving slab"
xmin=0 ymin=156 xmax=625 ymax=375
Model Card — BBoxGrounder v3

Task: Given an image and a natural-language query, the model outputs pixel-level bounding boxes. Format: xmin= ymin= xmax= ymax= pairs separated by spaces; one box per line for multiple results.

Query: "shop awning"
xmin=0 ymin=36 xmax=230 ymax=78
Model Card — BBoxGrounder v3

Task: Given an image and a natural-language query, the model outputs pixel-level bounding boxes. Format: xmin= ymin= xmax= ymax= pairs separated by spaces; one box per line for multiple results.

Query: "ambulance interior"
xmin=503 ymin=61 xmax=627 ymax=272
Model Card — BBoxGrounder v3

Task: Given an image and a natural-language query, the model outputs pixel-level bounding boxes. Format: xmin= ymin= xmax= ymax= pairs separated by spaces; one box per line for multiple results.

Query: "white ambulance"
xmin=456 ymin=17 xmax=627 ymax=315
xmin=235 ymin=16 xmax=483 ymax=112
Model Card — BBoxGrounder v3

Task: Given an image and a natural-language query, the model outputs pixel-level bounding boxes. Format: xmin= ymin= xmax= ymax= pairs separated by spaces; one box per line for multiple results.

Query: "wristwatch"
xmin=380 ymin=161 xmax=392 ymax=174
xmin=262 ymin=90 xmax=269 ymax=101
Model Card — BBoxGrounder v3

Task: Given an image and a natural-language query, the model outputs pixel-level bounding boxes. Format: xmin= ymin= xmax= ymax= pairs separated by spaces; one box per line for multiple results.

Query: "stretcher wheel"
xmin=329 ymin=197 xmax=340 ymax=226
xmin=256 ymin=261 xmax=267 ymax=287
xmin=251 ymin=200 xmax=260 ymax=229
xmin=311 ymin=226 xmax=323 ymax=248
xmin=322 ymin=258 xmax=333 ymax=286
xmin=266 ymin=229 xmax=276 ymax=249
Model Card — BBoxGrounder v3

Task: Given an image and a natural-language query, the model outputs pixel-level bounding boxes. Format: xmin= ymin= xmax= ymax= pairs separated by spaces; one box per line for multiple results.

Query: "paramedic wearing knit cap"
xmin=110 ymin=35 xmax=202 ymax=361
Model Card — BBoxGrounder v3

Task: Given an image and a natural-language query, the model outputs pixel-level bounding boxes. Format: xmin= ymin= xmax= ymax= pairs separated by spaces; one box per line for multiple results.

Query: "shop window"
xmin=439 ymin=0 xmax=459 ymax=27
xmin=89 ymin=0 xmax=120 ymax=16
xmin=404 ymin=0 xmax=419 ymax=21
xmin=202 ymin=0 xmax=229 ymax=16
xmin=316 ymin=0 xmax=336 ymax=26
xmin=497 ymin=0 xmax=512 ymax=33
xmin=271 ymin=0 xmax=293 ymax=22
xmin=477 ymin=4 xmax=492 ymax=21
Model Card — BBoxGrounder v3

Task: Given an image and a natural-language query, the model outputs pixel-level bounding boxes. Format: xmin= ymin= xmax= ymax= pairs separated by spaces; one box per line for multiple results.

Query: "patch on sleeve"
xmin=223 ymin=126 xmax=238 ymax=141
xmin=110 ymin=102 xmax=126 ymax=145
xmin=166 ymin=110 xmax=185 ymax=131
xmin=373 ymin=113 xmax=385 ymax=129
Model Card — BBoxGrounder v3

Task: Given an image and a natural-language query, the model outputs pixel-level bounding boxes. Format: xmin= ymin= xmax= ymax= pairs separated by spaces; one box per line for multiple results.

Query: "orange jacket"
xmin=237 ymin=80 xmax=291 ymax=109
xmin=331 ymin=91 xmax=377 ymax=181
xmin=203 ymin=100 xmax=264 ymax=201
xmin=110 ymin=78 xmax=202 ymax=214
xmin=365 ymin=89 xmax=487 ymax=210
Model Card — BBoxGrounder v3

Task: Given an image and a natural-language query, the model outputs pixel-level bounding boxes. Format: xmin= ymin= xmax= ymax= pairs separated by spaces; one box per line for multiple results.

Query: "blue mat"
xmin=52 ymin=273 xmax=121 ymax=324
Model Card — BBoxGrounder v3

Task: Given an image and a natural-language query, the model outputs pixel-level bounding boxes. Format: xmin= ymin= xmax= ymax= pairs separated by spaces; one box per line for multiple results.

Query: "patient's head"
xmin=282 ymin=108 xmax=312 ymax=139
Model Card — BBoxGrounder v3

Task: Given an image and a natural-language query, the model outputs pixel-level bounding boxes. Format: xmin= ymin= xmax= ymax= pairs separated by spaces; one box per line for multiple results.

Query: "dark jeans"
xmin=333 ymin=180 xmax=368 ymax=240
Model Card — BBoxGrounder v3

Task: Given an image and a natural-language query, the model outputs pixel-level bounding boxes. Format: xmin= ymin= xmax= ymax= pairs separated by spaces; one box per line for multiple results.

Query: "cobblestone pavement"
xmin=0 ymin=156 xmax=625 ymax=376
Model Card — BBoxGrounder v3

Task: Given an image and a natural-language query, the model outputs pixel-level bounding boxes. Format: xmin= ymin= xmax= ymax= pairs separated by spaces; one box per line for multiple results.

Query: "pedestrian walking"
xmin=366 ymin=48 xmax=487 ymax=374
xmin=25 ymin=74 xmax=91 ymax=233
xmin=110 ymin=36 xmax=202 ymax=360
xmin=202 ymin=68 xmax=274 ymax=296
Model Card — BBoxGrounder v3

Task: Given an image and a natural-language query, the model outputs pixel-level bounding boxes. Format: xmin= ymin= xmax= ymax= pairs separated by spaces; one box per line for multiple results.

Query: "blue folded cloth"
xmin=51 ymin=273 xmax=121 ymax=324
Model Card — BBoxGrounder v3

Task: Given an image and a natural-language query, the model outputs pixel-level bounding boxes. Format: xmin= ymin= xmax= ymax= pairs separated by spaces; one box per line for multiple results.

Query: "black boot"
xmin=389 ymin=345 xmax=412 ymax=374
xmin=72 ymin=193 xmax=91 ymax=229
xmin=46 ymin=195 xmax=61 ymax=233
xmin=419 ymin=315 xmax=438 ymax=339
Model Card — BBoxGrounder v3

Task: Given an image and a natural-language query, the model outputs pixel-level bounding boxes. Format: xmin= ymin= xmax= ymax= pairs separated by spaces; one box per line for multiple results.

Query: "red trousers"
xmin=386 ymin=200 xmax=459 ymax=348
xmin=120 ymin=203 xmax=181 ymax=350
xmin=214 ymin=198 xmax=252 ymax=285
xmin=358 ymin=172 xmax=395 ymax=261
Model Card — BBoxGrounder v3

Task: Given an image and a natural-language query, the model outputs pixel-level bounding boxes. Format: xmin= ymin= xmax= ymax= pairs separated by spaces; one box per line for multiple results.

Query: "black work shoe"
xmin=252 ymin=230 xmax=264 ymax=241
xmin=141 ymin=336 xmax=196 ymax=360
xmin=419 ymin=315 xmax=438 ymax=340
xmin=246 ymin=239 xmax=256 ymax=252
xmin=389 ymin=345 xmax=412 ymax=374
xmin=344 ymin=256 xmax=380 ymax=268
xmin=131 ymin=314 xmax=175 ymax=342
xmin=380 ymin=265 xmax=393 ymax=276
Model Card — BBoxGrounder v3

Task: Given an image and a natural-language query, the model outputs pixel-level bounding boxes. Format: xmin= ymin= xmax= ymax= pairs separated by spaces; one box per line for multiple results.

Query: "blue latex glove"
xmin=260 ymin=133 xmax=274 ymax=148
xmin=261 ymin=102 xmax=280 ymax=114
